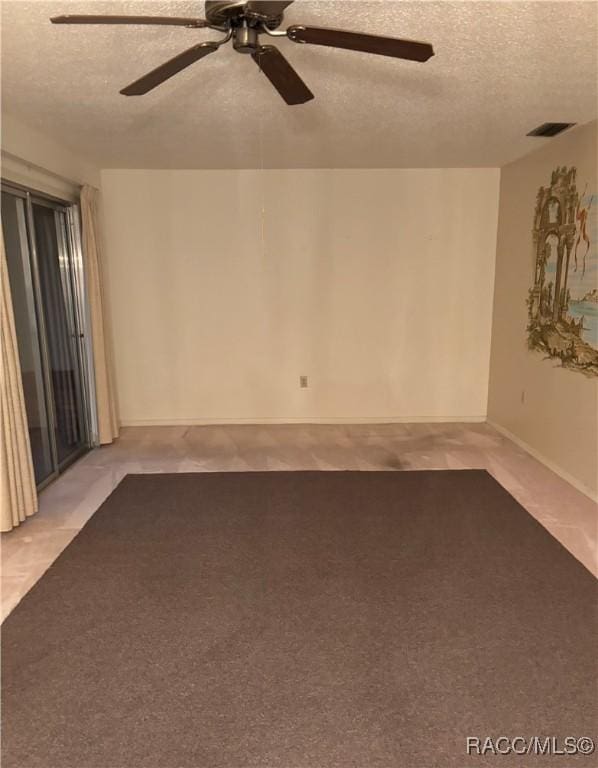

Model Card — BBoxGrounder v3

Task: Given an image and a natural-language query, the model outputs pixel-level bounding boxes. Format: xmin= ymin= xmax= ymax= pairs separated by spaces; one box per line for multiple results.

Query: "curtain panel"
xmin=80 ymin=186 xmax=119 ymax=444
xmin=0 ymin=229 xmax=38 ymax=532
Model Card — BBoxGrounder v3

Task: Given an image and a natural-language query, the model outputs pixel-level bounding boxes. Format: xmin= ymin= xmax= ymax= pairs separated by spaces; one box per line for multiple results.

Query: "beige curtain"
xmin=80 ymin=186 xmax=119 ymax=444
xmin=1 ymin=229 xmax=38 ymax=532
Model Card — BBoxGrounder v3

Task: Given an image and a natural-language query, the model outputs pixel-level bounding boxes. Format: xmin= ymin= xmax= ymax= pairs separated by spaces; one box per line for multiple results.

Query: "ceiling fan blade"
xmin=51 ymin=15 xmax=208 ymax=28
xmin=287 ymin=25 xmax=434 ymax=62
xmin=246 ymin=1 xmax=294 ymax=16
xmin=120 ymin=42 xmax=219 ymax=95
xmin=252 ymin=45 xmax=314 ymax=105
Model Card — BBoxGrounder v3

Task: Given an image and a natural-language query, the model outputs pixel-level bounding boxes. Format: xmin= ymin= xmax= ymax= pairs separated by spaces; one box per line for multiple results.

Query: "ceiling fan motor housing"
xmin=205 ymin=1 xmax=283 ymax=29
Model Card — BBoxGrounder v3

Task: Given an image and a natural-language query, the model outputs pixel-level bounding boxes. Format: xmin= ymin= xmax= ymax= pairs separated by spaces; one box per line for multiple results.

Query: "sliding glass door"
xmin=2 ymin=192 xmax=55 ymax=484
xmin=1 ymin=184 xmax=92 ymax=488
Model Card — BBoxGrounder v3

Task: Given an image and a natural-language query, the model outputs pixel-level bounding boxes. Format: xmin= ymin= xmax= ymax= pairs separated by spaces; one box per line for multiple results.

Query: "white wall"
xmin=488 ymin=121 xmax=598 ymax=499
xmin=101 ymin=168 xmax=500 ymax=425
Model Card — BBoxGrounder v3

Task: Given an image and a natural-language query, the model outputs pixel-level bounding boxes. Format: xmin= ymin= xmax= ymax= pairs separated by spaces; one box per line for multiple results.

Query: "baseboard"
xmin=120 ymin=415 xmax=487 ymax=427
xmin=488 ymin=420 xmax=598 ymax=503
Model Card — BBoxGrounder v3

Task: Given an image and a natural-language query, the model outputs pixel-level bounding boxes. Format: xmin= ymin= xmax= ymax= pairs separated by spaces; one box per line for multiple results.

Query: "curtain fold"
xmin=1 ymin=229 xmax=38 ymax=532
xmin=80 ymin=186 xmax=119 ymax=444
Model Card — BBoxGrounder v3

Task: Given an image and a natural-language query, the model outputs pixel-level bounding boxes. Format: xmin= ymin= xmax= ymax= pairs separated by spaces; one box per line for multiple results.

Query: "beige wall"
xmin=101 ymin=168 xmax=499 ymax=425
xmin=1 ymin=112 xmax=100 ymax=197
xmin=488 ymin=121 xmax=598 ymax=498
xmin=1 ymin=113 xmax=103 ymax=429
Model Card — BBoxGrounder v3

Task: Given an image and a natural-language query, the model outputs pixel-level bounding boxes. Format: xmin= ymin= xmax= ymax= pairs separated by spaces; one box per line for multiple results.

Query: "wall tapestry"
xmin=527 ymin=166 xmax=598 ymax=376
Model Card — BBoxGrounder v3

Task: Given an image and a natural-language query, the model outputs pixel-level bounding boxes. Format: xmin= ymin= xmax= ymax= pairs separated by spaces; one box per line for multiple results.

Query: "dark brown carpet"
xmin=2 ymin=471 xmax=596 ymax=768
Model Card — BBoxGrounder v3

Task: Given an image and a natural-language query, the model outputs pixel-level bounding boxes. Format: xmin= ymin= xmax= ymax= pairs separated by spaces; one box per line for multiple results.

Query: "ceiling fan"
xmin=51 ymin=1 xmax=434 ymax=105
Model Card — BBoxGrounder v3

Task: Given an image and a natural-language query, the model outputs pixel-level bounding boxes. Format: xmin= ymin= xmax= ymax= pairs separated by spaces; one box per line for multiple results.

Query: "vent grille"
xmin=527 ymin=122 xmax=576 ymax=137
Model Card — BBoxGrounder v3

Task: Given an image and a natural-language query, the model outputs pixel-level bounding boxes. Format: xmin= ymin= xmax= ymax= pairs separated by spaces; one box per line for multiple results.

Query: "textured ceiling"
xmin=1 ymin=0 xmax=597 ymax=169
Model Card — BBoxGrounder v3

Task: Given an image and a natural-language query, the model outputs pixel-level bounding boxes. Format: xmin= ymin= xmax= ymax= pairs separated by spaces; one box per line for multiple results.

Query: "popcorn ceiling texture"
xmin=1 ymin=1 xmax=597 ymax=169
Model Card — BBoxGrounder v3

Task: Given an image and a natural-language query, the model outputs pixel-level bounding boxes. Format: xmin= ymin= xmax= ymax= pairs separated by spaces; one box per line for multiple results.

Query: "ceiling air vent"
xmin=527 ymin=122 xmax=576 ymax=137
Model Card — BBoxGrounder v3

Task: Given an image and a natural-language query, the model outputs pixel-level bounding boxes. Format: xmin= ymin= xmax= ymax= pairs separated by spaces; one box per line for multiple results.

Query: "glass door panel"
xmin=31 ymin=202 xmax=87 ymax=467
xmin=1 ymin=192 xmax=55 ymax=484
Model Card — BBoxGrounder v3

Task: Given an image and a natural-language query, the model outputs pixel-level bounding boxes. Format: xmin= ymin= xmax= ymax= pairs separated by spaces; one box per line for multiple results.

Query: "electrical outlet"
xmin=300 ymin=375 xmax=308 ymax=389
